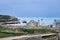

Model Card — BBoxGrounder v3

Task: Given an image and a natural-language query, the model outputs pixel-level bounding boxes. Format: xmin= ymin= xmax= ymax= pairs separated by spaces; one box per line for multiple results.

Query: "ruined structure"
xmin=27 ymin=20 xmax=40 ymax=28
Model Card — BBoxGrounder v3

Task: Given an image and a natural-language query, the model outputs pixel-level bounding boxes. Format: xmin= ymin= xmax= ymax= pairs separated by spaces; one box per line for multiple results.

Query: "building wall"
xmin=27 ymin=20 xmax=39 ymax=28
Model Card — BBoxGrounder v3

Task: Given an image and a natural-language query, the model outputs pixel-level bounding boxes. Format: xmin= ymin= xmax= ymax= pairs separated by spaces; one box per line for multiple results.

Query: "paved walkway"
xmin=0 ymin=33 xmax=56 ymax=40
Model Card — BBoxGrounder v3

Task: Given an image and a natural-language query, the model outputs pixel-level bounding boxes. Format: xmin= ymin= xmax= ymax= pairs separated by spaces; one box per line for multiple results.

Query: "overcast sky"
xmin=0 ymin=0 xmax=60 ymax=25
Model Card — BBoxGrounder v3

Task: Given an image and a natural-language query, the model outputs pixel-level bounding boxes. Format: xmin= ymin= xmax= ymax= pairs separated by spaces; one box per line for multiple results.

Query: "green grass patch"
xmin=18 ymin=28 xmax=56 ymax=34
xmin=0 ymin=33 xmax=13 ymax=38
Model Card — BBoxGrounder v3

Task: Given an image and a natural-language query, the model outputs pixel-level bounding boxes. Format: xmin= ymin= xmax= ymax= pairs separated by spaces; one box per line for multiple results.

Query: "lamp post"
xmin=38 ymin=20 xmax=40 ymax=27
xmin=41 ymin=19 xmax=43 ymax=26
xmin=54 ymin=19 xmax=57 ymax=27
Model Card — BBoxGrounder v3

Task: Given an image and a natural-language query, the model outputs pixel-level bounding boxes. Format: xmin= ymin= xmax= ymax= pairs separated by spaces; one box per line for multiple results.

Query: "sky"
xmin=0 ymin=0 xmax=60 ymax=25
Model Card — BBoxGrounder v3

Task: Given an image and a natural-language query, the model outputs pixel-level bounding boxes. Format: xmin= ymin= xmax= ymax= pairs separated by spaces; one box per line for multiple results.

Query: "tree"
xmin=22 ymin=21 xmax=27 ymax=23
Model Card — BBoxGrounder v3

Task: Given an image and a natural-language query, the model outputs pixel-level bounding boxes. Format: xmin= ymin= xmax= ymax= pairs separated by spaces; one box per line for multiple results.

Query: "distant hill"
xmin=0 ymin=15 xmax=19 ymax=22
xmin=0 ymin=15 xmax=11 ymax=19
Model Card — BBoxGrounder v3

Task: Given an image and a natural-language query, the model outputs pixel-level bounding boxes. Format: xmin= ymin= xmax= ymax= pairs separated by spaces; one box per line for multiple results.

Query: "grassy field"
xmin=0 ymin=26 xmax=56 ymax=38
xmin=0 ymin=32 xmax=27 ymax=38
xmin=18 ymin=28 xmax=56 ymax=34
xmin=0 ymin=33 xmax=14 ymax=38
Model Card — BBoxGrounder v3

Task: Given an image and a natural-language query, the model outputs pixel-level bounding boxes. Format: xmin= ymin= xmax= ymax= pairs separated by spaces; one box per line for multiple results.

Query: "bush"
xmin=18 ymin=28 xmax=56 ymax=34
xmin=0 ymin=26 xmax=7 ymax=31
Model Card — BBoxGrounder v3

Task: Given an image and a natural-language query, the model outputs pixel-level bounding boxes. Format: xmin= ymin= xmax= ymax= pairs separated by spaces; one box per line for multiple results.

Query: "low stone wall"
xmin=13 ymin=36 xmax=42 ymax=40
xmin=58 ymin=33 xmax=60 ymax=40
xmin=13 ymin=33 xmax=58 ymax=40
xmin=13 ymin=36 xmax=58 ymax=40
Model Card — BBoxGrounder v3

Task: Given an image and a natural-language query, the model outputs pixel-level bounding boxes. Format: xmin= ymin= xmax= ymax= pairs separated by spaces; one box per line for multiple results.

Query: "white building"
xmin=54 ymin=20 xmax=60 ymax=27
